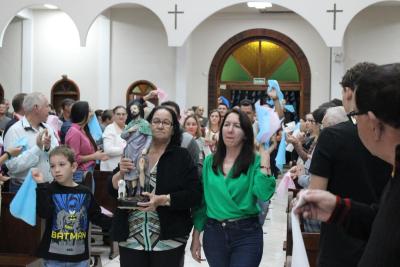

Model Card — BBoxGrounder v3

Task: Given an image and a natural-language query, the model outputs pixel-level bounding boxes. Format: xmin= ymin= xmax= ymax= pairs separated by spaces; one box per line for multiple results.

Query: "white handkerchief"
xmin=291 ymin=208 xmax=310 ymax=267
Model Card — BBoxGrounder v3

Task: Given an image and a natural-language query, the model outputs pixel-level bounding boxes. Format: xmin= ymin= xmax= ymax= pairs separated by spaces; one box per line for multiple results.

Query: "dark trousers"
xmin=203 ymin=217 xmax=263 ymax=267
xmin=119 ymin=245 xmax=186 ymax=267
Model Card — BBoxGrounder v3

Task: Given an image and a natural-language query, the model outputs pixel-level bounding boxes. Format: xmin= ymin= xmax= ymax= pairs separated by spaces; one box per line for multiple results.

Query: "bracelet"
xmin=260 ymin=165 xmax=270 ymax=169
xmin=4 ymin=151 xmax=11 ymax=159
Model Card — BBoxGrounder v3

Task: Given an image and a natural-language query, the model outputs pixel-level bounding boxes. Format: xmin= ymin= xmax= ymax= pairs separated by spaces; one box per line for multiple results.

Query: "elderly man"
xmin=295 ymin=63 xmax=400 ymax=267
xmin=3 ymin=92 xmax=59 ymax=192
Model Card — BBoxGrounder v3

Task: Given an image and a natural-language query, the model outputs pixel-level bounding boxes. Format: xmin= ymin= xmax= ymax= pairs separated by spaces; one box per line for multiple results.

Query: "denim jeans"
xmin=203 ymin=217 xmax=263 ymax=267
xmin=43 ymin=259 xmax=89 ymax=267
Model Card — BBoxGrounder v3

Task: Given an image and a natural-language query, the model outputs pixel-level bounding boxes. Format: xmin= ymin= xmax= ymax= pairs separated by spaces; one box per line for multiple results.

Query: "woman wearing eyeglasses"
xmin=109 ymin=106 xmax=202 ymax=267
xmin=191 ymin=109 xmax=276 ymax=267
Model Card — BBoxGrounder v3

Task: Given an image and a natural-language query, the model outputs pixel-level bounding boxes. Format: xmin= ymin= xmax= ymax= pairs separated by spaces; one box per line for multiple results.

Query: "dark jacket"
xmin=108 ymin=144 xmax=202 ymax=241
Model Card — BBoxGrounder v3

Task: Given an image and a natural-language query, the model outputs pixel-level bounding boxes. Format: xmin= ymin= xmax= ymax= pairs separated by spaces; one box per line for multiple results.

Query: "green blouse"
xmin=193 ymin=154 xmax=276 ymax=231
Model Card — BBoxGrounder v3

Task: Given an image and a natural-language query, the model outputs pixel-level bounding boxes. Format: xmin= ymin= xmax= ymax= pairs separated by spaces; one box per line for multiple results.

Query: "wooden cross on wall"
xmin=168 ymin=4 xmax=184 ymax=30
xmin=326 ymin=3 xmax=343 ymax=30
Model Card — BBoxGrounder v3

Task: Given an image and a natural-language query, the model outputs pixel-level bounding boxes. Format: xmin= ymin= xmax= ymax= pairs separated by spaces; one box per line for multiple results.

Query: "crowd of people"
xmin=0 ymin=61 xmax=399 ymax=267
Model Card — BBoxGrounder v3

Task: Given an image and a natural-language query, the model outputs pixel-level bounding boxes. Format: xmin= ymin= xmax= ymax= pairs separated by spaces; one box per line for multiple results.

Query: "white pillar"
xmin=329 ymin=47 xmax=345 ymax=100
xmin=20 ymin=11 xmax=33 ymax=93
xmin=97 ymin=13 xmax=111 ymax=109
xmin=175 ymin=37 xmax=191 ymax=111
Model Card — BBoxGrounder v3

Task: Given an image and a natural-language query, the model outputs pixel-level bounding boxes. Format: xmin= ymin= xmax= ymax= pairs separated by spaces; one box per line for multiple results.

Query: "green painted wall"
xmin=269 ymin=57 xmax=299 ymax=82
xmin=221 ymin=56 xmax=252 ymax=82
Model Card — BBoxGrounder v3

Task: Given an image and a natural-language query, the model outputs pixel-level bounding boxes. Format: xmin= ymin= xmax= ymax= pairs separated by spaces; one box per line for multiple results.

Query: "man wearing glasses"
xmin=295 ymin=63 xmax=400 ymax=267
xmin=306 ymin=63 xmax=392 ymax=267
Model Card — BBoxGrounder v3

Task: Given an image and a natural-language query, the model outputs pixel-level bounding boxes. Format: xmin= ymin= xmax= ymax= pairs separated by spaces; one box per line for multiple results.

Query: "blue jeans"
xmin=43 ymin=259 xmax=89 ymax=267
xmin=257 ymin=199 xmax=270 ymax=225
xmin=203 ymin=217 xmax=263 ymax=267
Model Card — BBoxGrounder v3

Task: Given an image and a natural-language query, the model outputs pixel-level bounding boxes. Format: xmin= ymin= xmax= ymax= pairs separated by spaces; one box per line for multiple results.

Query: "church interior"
xmin=1 ymin=0 xmax=400 ymax=266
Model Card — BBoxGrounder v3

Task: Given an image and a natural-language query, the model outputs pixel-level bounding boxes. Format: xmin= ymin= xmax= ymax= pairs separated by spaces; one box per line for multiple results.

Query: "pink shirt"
xmin=65 ymin=123 xmax=96 ymax=170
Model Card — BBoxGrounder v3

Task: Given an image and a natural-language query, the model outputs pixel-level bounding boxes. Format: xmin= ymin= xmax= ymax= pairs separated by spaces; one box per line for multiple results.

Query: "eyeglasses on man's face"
xmin=347 ymin=110 xmax=368 ymax=125
xmin=151 ymin=119 xmax=173 ymax=127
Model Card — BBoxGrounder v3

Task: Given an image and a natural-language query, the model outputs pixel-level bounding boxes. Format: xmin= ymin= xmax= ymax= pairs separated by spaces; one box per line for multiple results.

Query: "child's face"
xmin=50 ymin=155 xmax=77 ymax=186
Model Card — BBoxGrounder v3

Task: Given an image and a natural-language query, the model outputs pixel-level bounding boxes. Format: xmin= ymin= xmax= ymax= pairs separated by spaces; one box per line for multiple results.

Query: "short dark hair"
xmin=112 ymin=105 xmax=126 ymax=114
xmin=95 ymin=109 xmax=103 ymax=118
xmin=61 ymin=98 xmax=75 ymax=109
xmin=312 ymin=106 xmax=329 ymax=124
xmin=212 ymin=109 xmax=255 ymax=178
xmin=161 ymin=101 xmax=181 ymax=118
xmin=340 ymin=62 xmax=378 ymax=91
xmin=11 ymin=93 xmax=27 ymax=112
xmin=239 ymin=99 xmax=254 ymax=111
xmin=101 ymin=110 xmax=113 ymax=122
xmin=147 ymin=106 xmax=182 ymax=146
xmin=49 ymin=145 xmax=76 ymax=165
xmin=355 ymin=63 xmax=400 ymax=129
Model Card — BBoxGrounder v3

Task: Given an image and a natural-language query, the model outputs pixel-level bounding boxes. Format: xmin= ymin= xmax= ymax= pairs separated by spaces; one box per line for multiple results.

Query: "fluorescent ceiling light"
xmin=247 ymin=2 xmax=272 ymax=9
xmin=43 ymin=4 xmax=58 ymax=9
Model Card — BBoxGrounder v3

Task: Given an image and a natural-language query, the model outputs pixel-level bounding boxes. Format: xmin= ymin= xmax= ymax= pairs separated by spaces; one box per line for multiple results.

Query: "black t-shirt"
xmin=36 ymin=182 xmax=111 ymax=262
xmin=309 ymin=120 xmax=392 ymax=267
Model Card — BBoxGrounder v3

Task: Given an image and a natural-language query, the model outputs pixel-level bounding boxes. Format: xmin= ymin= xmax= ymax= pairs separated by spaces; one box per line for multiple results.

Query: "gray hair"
xmin=23 ymin=92 xmax=47 ymax=113
xmin=322 ymin=106 xmax=348 ymax=128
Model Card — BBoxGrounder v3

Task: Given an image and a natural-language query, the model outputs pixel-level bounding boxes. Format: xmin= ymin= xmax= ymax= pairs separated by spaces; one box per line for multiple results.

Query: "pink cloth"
xmin=65 ymin=123 xmax=95 ymax=170
xmin=276 ymin=171 xmax=296 ymax=198
xmin=156 ymin=88 xmax=168 ymax=102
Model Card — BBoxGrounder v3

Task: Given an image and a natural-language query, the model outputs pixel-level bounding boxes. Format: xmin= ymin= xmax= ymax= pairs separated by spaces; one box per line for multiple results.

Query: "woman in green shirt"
xmin=191 ymin=109 xmax=276 ymax=267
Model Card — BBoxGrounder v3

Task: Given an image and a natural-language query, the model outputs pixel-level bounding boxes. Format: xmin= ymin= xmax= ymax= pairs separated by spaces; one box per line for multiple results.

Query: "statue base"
xmin=117 ymin=195 xmax=150 ymax=209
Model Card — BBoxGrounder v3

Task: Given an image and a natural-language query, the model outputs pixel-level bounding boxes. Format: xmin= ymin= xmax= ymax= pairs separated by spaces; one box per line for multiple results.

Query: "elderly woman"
xmin=100 ymin=106 xmax=127 ymax=171
xmin=65 ymin=101 xmax=109 ymax=183
xmin=109 ymin=106 xmax=202 ymax=267
xmin=191 ymin=109 xmax=276 ymax=267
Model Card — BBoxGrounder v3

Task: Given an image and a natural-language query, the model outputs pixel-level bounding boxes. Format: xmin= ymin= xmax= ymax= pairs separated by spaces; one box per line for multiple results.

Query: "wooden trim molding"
xmin=208 ymin=28 xmax=311 ymax=118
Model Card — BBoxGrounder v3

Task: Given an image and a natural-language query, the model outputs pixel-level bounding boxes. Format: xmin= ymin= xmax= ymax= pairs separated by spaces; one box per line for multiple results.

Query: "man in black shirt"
xmin=308 ymin=63 xmax=392 ymax=266
xmin=295 ymin=63 xmax=400 ymax=267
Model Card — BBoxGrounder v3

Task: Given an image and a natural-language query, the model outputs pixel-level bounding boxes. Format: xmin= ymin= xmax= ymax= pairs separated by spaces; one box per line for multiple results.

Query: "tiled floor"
xmin=98 ymin=191 xmax=288 ymax=267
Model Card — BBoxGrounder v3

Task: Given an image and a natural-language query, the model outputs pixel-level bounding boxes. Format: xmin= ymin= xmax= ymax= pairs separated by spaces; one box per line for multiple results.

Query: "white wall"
xmin=187 ymin=12 xmax=331 ymax=111
xmin=32 ymin=10 xmax=101 ymax=106
xmin=110 ymin=7 xmax=176 ymax=107
xmin=344 ymin=6 xmax=400 ymax=68
xmin=0 ymin=18 xmax=22 ymax=101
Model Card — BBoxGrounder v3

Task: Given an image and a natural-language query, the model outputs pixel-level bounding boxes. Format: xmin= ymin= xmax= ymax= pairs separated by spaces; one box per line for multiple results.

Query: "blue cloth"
xmin=13 ymin=137 xmax=29 ymax=153
xmin=275 ymin=132 xmax=286 ymax=172
xmin=43 ymin=259 xmax=89 ymax=267
xmin=87 ymin=115 xmax=103 ymax=142
xmin=284 ymin=104 xmax=295 ymax=113
xmin=267 ymin=80 xmax=284 ymax=106
xmin=255 ymin=101 xmax=270 ymax=146
xmin=9 ymin=171 xmax=37 ymax=226
xmin=219 ymin=96 xmax=231 ymax=108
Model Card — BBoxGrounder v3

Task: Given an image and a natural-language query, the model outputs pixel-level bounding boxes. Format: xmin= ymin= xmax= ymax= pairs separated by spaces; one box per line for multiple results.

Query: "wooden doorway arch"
xmin=126 ymin=80 xmax=158 ymax=107
xmin=208 ymin=28 xmax=311 ymax=118
xmin=0 ymin=83 xmax=4 ymax=101
xmin=51 ymin=75 xmax=80 ymax=114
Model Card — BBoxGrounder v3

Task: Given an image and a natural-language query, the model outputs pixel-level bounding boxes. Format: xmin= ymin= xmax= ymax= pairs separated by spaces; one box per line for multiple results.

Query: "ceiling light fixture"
xmin=247 ymin=2 xmax=272 ymax=9
xmin=43 ymin=4 xmax=58 ymax=9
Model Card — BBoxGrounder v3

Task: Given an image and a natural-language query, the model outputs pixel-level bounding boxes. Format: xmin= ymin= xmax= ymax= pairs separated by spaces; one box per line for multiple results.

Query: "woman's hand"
xmin=6 ymin=146 xmax=23 ymax=157
xmin=137 ymin=192 xmax=169 ymax=211
xmin=31 ymin=168 xmax=45 ymax=183
xmin=119 ymin=157 xmax=135 ymax=176
xmin=191 ymin=230 xmax=205 ymax=263
xmin=94 ymin=150 xmax=109 ymax=161
xmin=0 ymin=174 xmax=10 ymax=183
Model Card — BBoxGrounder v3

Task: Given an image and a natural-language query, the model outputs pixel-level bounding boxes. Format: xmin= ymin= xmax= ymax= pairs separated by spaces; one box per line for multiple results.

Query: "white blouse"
xmin=100 ymin=122 xmax=127 ymax=171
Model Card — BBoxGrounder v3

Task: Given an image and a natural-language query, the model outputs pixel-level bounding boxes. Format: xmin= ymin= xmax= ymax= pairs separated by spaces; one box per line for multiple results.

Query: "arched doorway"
xmin=126 ymin=80 xmax=158 ymax=106
xmin=51 ymin=75 xmax=80 ymax=114
xmin=0 ymin=83 xmax=4 ymax=101
xmin=209 ymin=28 xmax=311 ymax=118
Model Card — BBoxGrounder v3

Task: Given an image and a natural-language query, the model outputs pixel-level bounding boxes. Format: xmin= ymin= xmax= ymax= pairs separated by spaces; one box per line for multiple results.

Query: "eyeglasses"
xmin=347 ymin=110 xmax=367 ymax=125
xmin=306 ymin=119 xmax=316 ymax=124
xmin=151 ymin=119 xmax=173 ymax=127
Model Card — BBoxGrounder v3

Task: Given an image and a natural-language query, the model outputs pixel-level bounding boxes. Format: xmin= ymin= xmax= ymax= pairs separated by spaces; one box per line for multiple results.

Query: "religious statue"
xmin=117 ymin=101 xmax=152 ymax=208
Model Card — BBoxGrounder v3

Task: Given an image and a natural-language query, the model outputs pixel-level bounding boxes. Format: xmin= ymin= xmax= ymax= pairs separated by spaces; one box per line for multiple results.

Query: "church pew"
xmin=0 ymin=192 xmax=43 ymax=267
xmin=91 ymin=170 xmax=118 ymax=260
